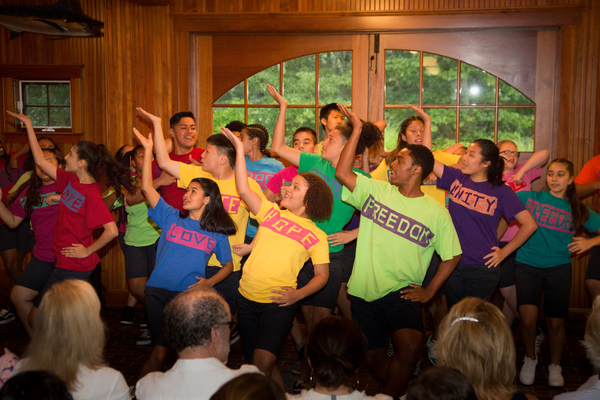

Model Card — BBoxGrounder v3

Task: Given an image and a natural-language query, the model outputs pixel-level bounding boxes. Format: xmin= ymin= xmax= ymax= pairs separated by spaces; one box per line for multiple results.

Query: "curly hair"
xmin=338 ymin=121 xmax=383 ymax=156
xmin=299 ymin=172 xmax=333 ymax=222
xmin=405 ymin=144 xmax=434 ymax=183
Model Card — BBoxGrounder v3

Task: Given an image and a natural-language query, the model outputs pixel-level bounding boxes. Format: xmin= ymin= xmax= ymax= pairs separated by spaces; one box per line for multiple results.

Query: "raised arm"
xmin=432 ymin=159 xmax=445 ymax=179
xmin=6 ymin=111 xmax=57 ymax=180
xmin=407 ymin=105 xmax=432 ymax=151
xmin=266 ymin=84 xmax=301 ymax=166
xmin=0 ymin=187 xmax=24 ymax=228
xmin=8 ymin=143 xmax=29 ymax=169
xmin=136 ymin=107 xmax=180 ymax=178
xmin=333 ymin=104 xmax=362 ymax=192
xmin=576 ymin=181 xmax=600 ymax=198
xmin=512 ymin=149 xmax=549 ymax=184
xmin=133 ymin=128 xmax=161 ymax=209
xmin=220 ymin=127 xmax=263 ymax=215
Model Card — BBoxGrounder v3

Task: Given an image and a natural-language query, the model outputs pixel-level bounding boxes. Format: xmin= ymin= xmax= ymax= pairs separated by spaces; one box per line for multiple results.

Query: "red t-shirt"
xmin=152 ymin=147 xmax=204 ymax=212
xmin=53 ymin=168 xmax=114 ymax=272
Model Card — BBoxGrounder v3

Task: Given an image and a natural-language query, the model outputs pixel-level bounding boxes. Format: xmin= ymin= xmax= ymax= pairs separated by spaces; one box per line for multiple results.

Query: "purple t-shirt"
xmin=437 ymin=166 xmax=525 ymax=266
xmin=9 ymin=183 xmax=59 ymax=262
xmin=266 ymin=166 xmax=299 ymax=194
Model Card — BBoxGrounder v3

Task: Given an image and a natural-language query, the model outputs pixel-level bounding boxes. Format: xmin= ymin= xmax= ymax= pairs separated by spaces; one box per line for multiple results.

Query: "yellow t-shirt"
xmin=371 ymin=150 xmax=461 ymax=206
xmin=239 ymin=199 xmax=329 ymax=303
xmin=178 ymin=164 xmax=265 ymax=271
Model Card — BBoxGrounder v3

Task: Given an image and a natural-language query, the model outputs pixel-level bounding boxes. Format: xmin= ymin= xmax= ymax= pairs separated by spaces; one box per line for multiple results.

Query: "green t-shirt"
xmin=124 ymin=200 xmax=161 ymax=247
xmin=298 ymin=152 xmax=370 ymax=253
xmin=343 ymin=174 xmax=462 ymax=302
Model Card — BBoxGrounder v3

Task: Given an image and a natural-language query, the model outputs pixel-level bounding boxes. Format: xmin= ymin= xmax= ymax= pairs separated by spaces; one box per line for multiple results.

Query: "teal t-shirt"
xmin=298 ymin=152 xmax=370 ymax=253
xmin=343 ymin=174 xmax=462 ymax=302
xmin=516 ymin=190 xmax=600 ymax=268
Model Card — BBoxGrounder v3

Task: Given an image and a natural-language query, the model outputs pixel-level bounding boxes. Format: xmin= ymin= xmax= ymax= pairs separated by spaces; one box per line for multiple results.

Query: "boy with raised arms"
xmin=137 ymin=108 xmax=264 ymax=316
xmin=334 ymin=104 xmax=462 ymax=399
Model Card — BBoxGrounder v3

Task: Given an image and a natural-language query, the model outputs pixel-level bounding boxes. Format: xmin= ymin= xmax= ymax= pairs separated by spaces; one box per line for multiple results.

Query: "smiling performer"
xmin=334 ymin=104 xmax=461 ymax=399
xmin=221 ymin=126 xmax=332 ymax=389
xmin=133 ymin=128 xmax=235 ymax=378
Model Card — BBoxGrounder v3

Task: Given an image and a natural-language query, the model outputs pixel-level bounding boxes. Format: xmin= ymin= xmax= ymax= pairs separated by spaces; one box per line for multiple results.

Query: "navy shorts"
xmin=236 ymin=292 xmax=294 ymax=359
xmin=35 ymin=268 xmax=92 ymax=308
xmin=205 ymin=266 xmax=241 ymax=315
xmin=297 ymin=251 xmax=343 ymax=310
xmin=351 ymin=288 xmax=424 ymax=350
xmin=498 ymin=242 xmax=518 ymax=289
xmin=444 ymin=263 xmax=501 ymax=309
xmin=145 ymin=286 xmax=181 ymax=348
xmin=123 ymin=240 xmax=158 ymax=280
xmin=16 ymin=255 xmax=55 ymax=297
xmin=0 ymin=221 xmax=31 ymax=252
xmin=516 ymin=262 xmax=572 ymax=319
xmin=340 ymin=240 xmax=357 ymax=283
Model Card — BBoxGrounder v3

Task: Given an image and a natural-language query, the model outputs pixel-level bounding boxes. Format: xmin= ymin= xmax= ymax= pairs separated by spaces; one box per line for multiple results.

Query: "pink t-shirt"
xmin=9 ymin=183 xmax=59 ymax=262
xmin=152 ymin=147 xmax=204 ymax=212
xmin=53 ymin=168 xmax=114 ymax=272
xmin=500 ymin=163 xmax=542 ymax=242
xmin=266 ymin=166 xmax=299 ymax=194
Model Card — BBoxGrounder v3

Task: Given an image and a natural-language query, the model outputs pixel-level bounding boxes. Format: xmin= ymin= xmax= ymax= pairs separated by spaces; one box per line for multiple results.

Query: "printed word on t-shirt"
xmin=247 ymin=171 xmax=275 ymax=189
xmin=310 ymin=169 xmax=342 ymax=199
xmin=222 ymin=194 xmax=241 ymax=214
xmin=508 ymin=180 xmax=527 ymax=192
xmin=361 ymin=195 xmax=434 ymax=247
xmin=262 ymin=209 xmax=319 ymax=249
xmin=166 ymin=223 xmax=216 ymax=253
xmin=449 ymin=180 xmax=497 ymax=215
xmin=61 ymin=182 xmax=86 ymax=212
xmin=526 ymin=199 xmax=572 ymax=233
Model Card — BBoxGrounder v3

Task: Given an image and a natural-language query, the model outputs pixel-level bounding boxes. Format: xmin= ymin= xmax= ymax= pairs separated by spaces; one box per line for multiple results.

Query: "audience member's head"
xmin=163 ymin=288 xmax=231 ymax=362
xmin=583 ymin=296 xmax=600 ymax=374
xmin=209 ymin=373 xmax=285 ymax=400
xmin=307 ymin=316 xmax=367 ymax=392
xmin=22 ymin=280 xmax=105 ymax=391
xmin=406 ymin=367 xmax=477 ymax=400
xmin=0 ymin=371 xmax=73 ymax=400
xmin=437 ymin=297 xmax=516 ymax=400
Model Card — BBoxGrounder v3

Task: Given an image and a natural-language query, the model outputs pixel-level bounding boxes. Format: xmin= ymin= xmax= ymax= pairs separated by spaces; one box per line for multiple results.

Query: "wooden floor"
xmin=0 ymin=285 xmax=593 ymax=399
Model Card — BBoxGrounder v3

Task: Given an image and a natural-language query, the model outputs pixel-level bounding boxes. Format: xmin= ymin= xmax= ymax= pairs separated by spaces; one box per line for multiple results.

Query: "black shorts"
xmin=34 ymin=268 xmax=92 ymax=308
xmin=236 ymin=292 xmax=294 ymax=359
xmin=515 ymin=262 xmax=572 ymax=319
xmin=351 ymin=288 xmax=424 ymax=350
xmin=340 ymin=240 xmax=357 ymax=283
xmin=444 ymin=263 xmax=501 ymax=309
xmin=123 ymin=240 xmax=158 ymax=280
xmin=585 ymin=235 xmax=600 ymax=281
xmin=0 ymin=221 xmax=31 ymax=252
xmin=297 ymin=251 xmax=343 ymax=310
xmin=16 ymin=255 xmax=55 ymax=294
xmin=498 ymin=241 xmax=518 ymax=289
xmin=145 ymin=286 xmax=181 ymax=348
xmin=205 ymin=266 xmax=241 ymax=315
xmin=421 ymin=252 xmax=442 ymax=294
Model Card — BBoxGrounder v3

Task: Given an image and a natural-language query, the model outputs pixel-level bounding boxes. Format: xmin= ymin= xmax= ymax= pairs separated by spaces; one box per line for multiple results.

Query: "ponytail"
xmin=473 ymin=139 xmax=504 ymax=186
xmin=547 ymin=159 xmax=589 ymax=231
xmin=245 ymin=124 xmax=271 ymax=158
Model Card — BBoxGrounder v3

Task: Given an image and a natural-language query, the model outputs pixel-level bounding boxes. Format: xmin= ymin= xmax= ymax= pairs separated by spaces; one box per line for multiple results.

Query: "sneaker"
xmin=519 ymin=356 xmax=538 ymax=385
xmin=120 ymin=306 xmax=135 ymax=325
xmin=548 ymin=364 xmax=564 ymax=387
xmin=426 ymin=335 xmax=438 ymax=365
xmin=292 ymin=360 xmax=302 ymax=375
xmin=0 ymin=309 xmax=15 ymax=324
xmin=535 ymin=327 xmax=545 ymax=354
xmin=140 ymin=315 xmax=148 ymax=328
xmin=230 ymin=324 xmax=240 ymax=344
xmin=387 ymin=340 xmax=395 ymax=358
xmin=136 ymin=328 xmax=151 ymax=346
xmin=411 ymin=358 xmax=422 ymax=379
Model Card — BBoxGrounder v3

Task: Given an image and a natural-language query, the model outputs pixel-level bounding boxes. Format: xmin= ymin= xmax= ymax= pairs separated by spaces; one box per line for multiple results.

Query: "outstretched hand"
xmin=133 ymin=128 xmax=153 ymax=150
xmin=407 ymin=105 xmax=431 ymax=121
xmin=220 ymin=127 xmax=244 ymax=151
xmin=136 ymin=107 xmax=161 ymax=124
xmin=6 ymin=111 xmax=32 ymax=126
xmin=336 ymin=103 xmax=362 ymax=130
xmin=266 ymin=84 xmax=287 ymax=106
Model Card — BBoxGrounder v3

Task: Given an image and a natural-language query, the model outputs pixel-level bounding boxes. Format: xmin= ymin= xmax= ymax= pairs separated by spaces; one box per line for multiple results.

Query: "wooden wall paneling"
xmin=191 ymin=35 xmax=214 ymax=147
xmin=352 ymin=35 xmax=370 ymax=120
xmin=556 ymin=25 xmax=575 ymax=160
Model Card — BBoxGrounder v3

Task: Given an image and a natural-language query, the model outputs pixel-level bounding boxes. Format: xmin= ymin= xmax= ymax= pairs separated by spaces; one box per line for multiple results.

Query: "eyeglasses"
xmin=219 ymin=320 xmax=236 ymax=329
xmin=500 ymin=150 xmax=519 ymax=157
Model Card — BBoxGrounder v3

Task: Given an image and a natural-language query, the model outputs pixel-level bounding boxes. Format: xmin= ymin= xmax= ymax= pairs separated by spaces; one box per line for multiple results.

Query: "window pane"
xmin=319 ymin=51 xmax=352 ymax=104
xmin=459 ymin=108 xmax=495 ymax=145
xmin=460 ymin=63 xmax=495 ymax=106
xmin=26 ymin=107 xmax=48 ymax=126
xmin=248 ymin=65 xmax=280 ymax=105
xmin=423 ymin=108 xmax=457 ymax=151
xmin=248 ymin=108 xmax=279 ymax=147
xmin=383 ymin=108 xmax=415 ymax=151
xmin=286 ymin=108 xmax=316 ymax=144
xmin=422 ymin=54 xmax=457 ymax=105
xmin=283 ymin=55 xmax=316 ymax=105
xmin=385 ymin=50 xmax=419 ymax=105
xmin=49 ymin=107 xmax=70 ymax=127
xmin=24 ymin=84 xmax=47 ymax=106
xmin=499 ymin=80 xmax=533 ymax=105
xmin=498 ymin=108 xmax=535 ymax=152
xmin=215 ymin=81 xmax=245 ymax=105
xmin=212 ymin=107 xmax=245 ymax=135
xmin=49 ymin=84 xmax=70 ymax=106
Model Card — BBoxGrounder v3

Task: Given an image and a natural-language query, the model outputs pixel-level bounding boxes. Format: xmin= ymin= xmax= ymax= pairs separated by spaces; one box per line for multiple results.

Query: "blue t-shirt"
xmin=243 ymin=156 xmax=284 ymax=238
xmin=146 ymin=198 xmax=232 ymax=292
xmin=516 ymin=190 xmax=600 ymax=268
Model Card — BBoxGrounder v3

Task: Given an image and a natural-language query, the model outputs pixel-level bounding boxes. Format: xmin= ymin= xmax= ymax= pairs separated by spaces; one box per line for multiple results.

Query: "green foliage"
xmin=422 ymin=54 xmax=457 ymax=105
xmin=383 ymin=108 xmax=414 ymax=151
xmin=213 ymin=108 xmax=244 ymax=135
xmin=459 ymin=108 xmax=495 ymax=145
xmin=215 ymin=81 xmax=244 ymax=104
xmin=283 ymin=55 xmax=316 ymax=105
xmin=385 ymin=51 xmax=419 ymax=105
xmin=319 ymin=51 xmax=352 ymax=104
xmin=498 ymin=108 xmax=534 ymax=151
xmin=425 ymin=108 xmax=457 ymax=151
xmin=286 ymin=108 xmax=316 ymax=144
xmin=460 ymin=63 xmax=495 ymax=105
xmin=49 ymin=83 xmax=70 ymax=106
xmin=49 ymin=107 xmax=70 ymax=127
xmin=248 ymin=65 xmax=280 ymax=105
xmin=499 ymin=80 xmax=533 ymax=105
xmin=26 ymin=106 xmax=48 ymax=126
xmin=25 ymin=84 xmax=47 ymax=105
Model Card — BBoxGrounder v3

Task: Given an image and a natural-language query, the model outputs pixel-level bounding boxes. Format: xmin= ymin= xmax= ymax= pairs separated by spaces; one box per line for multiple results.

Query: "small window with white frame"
xmin=17 ymin=80 xmax=71 ymax=130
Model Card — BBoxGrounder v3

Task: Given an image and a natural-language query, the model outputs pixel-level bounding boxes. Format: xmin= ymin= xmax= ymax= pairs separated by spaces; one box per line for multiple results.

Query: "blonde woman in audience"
xmin=13 ymin=280 xmax=130 ymax=400
xmin=437 ymin=297 xmax=537 ymax=400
